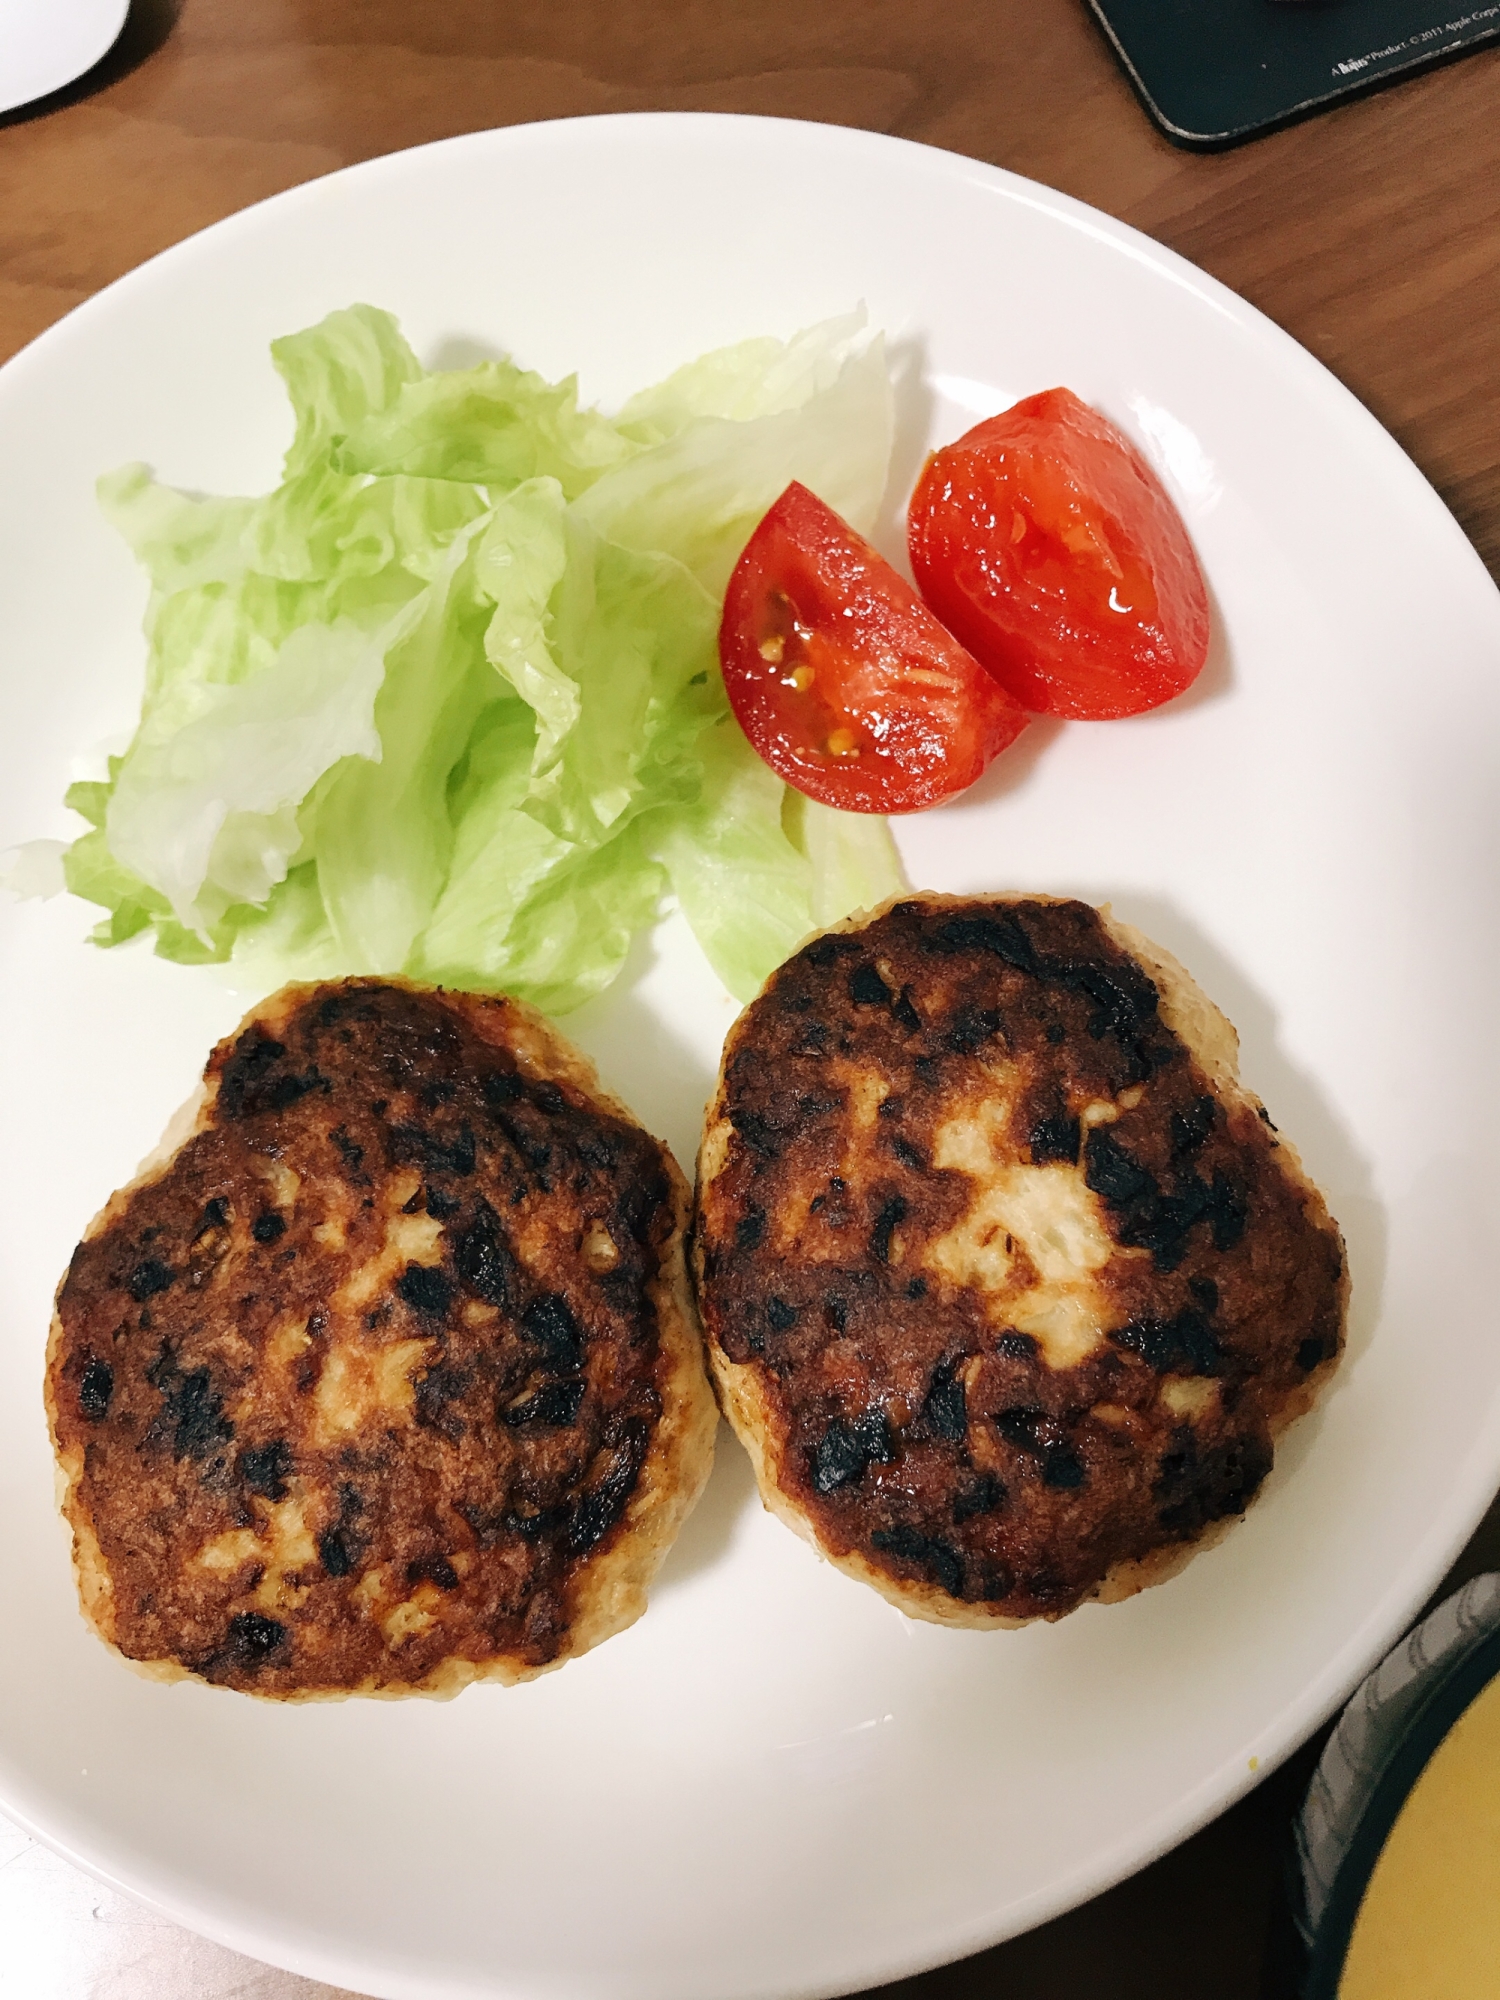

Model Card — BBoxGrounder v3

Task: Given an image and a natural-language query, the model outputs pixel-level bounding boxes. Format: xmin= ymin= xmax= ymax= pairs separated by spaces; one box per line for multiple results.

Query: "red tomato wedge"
xmin=907 ymin=388 xmax=1211 ymax=721
xmin=719 ymin=481 xmax=1027 ymax=814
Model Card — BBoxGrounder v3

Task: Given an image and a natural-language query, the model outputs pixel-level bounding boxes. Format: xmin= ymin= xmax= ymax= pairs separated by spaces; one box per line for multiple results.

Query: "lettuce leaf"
xmin=615 ymin=308 xmax=872 ymax=439
xmin=272 ymin=304 xmax=424 ymax=480
xmin=310 ymin=521 xmax=493 ymax=971
xmin=336 ymin=359 xmax=637 ymax=497
xmin=789 ymin=793 xmax=907 ymax=931
xmin=574 ymin=316 xmax=894 ymax=595
xmin=648 ymin=717 xmax=815 ymax=1002
xmin=104 ymin=613 xmax=391 ymax=936
xmin=39 ymin=305 xmax=907 ymax=1011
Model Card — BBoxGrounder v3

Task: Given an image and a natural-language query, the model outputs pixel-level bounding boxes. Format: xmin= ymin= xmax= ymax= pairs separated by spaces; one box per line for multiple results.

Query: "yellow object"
xmin=1340 ymin=1672 xmax=1500 ymax=1999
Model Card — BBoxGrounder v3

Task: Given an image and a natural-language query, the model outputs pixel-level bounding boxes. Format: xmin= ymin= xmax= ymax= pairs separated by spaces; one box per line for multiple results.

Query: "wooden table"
xmin=3 ymin=3 xmax=1498 ymax=1994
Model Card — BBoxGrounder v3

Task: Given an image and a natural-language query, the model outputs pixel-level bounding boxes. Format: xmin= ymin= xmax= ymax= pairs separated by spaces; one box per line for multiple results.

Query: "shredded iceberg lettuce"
xmin=44 ymin=303 xmax=907 ymax=1010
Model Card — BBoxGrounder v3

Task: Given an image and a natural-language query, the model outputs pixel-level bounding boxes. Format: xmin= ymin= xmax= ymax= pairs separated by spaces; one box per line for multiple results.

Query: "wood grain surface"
xmin=3 ymin=3 xmax=1499 ymax=1995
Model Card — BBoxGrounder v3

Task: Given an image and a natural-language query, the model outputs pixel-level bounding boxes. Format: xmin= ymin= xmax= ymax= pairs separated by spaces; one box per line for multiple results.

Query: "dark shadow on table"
xmin=0 ymin=0 xmax=182 ymax=131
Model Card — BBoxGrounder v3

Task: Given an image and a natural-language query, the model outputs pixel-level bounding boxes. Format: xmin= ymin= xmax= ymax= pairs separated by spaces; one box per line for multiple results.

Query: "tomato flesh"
xmin=907 ymin=388 xmax=1211 ymax=720
xmin=719 ymin=481 xmax=1027 ymax=814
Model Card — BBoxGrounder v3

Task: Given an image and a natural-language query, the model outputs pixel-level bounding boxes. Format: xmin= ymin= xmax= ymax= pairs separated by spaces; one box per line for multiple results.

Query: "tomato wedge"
xmin=719 ymin=481 xmax=1027 ymax=814
xmin=907 ymin=388 xmax=1211 ymax=720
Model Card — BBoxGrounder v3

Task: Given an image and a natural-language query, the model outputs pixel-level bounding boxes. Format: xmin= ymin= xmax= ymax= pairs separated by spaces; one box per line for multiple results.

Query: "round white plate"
xmin=0 ymin=0 xmax=129 ymax=115
xmin=2 ymin=113 xmax=1499 ymax=2000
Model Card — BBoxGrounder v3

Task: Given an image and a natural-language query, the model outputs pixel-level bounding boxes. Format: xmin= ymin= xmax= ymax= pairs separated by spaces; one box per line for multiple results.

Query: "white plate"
xmin=0 ymin=0 xmax=129 ymax=115
xmin=2 ymin=113 xmax=1499 ymax=2000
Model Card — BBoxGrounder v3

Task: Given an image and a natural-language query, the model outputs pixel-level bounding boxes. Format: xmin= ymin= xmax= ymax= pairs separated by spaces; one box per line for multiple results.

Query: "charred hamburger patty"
xmin=47 ymin=979 xmax=716 ymax=1696
xmin=694 ymin=895 xmax=1346 ymax=1625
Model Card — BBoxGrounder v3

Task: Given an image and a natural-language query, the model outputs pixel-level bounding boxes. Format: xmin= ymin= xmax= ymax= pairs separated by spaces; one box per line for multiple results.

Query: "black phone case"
xmin=1086 ymin=0 xmax=1500 ymax=149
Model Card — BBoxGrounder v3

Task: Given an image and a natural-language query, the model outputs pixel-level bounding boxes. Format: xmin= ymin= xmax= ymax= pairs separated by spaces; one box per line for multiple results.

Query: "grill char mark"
xmin=698 ymin=895 xmax=1346 ymax=1623
xmin=49 ymin=980 xmax=685 ymax=1695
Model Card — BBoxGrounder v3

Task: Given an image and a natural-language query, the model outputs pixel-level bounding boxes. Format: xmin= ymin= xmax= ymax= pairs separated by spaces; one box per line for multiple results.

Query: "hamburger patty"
xmin=47 ymin=980 xmax=715 ymax=1696
xmin=694 ymin=895 xmax=1346 ymax=1624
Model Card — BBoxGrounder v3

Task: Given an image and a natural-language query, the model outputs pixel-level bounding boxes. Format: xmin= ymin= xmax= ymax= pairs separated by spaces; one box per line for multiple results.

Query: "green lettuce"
xmin=35 ymin=305 xmax=907 ymax=1011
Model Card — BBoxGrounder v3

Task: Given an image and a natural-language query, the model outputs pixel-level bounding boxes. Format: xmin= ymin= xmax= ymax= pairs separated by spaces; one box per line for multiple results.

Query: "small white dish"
xmin=1 ymin=112 xmax=1499 ymax=2000
xmin=0 ymin=0 xmax=129 ymax=116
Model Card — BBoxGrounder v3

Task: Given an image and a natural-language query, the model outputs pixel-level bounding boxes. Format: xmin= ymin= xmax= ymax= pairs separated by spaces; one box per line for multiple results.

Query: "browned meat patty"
xmin=47 ymin=979 xmax=716 ymax=1696
xmin=694 ymin=894 xmax=1346 ymax=1626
